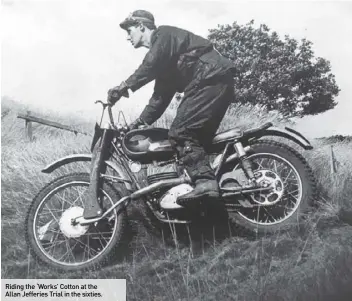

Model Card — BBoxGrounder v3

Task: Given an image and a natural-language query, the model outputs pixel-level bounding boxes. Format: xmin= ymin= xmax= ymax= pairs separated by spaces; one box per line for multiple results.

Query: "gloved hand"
xmin=128 ymin=117 xmax=148 ymax=130
xmin=107 ymin=81 xmax=129 ymax=105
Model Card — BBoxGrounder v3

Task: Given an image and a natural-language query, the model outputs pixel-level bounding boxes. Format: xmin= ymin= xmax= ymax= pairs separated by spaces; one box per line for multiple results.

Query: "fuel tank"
xmin=122 ymin=128 xmax=175 ymax=164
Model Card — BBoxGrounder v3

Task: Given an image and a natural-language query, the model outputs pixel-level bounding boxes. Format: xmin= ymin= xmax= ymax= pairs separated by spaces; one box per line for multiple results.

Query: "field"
xmin=1 ymin=98 xmax=352 ymax=300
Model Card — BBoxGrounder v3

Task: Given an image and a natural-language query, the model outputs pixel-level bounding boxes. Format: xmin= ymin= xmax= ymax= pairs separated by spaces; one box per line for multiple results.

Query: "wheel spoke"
xmin=267 ymin=159 xmax=274 ymax=170
xmin=56 ymin=246 xmax=71 ymax=262
xmin=96 ymin=237 xmax=105 ymax=250
xmin=42 ymin=238 xmax=66 ymax=254
xmin=273 ymin=160 xmax=278 ymax=174
xmin=71 ymin=195 xmax=82 ymax=206
xmin=273 ymin=204 xmax=293 ymax=211
xmin=286 ymin=190 xmax=299 ymax=201
xmin=72 ymin=186 xmax=86 ymax=207
xmin=40 ymin=208 xmax=65 ymax=213
xmin=282 ymin=169 xmax=293 ymax=185
xmin=81 ymin=231 xmax=114 ymax=236
xmin=56 ymin=191 xmax=73 ymax=208
xmin=262 ymin=207 xmax=277 ymax=223
xmin=284 ymin=180 xmax=299 ymax=186
xmin=64 ymin=238 xmax=76 ymax=263
xmin=61 ymin=190 xmax=66 ymax=211
xmin=43 ymin=205 xmax=60 ymax=223
xmin=255 ymin=158 xmax=265 ymax=170
xmin=281 ymin=194 xmax=297 ymax=207
xmin=70 ymin=237 xmax=98 ymax=260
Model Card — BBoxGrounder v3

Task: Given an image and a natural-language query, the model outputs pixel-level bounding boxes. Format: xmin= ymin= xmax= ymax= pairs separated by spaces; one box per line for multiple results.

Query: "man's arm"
xmin=139 ymin=79 xmax=176 ymax=125
xmin=125 ymin=29 xmax=176 ymax=92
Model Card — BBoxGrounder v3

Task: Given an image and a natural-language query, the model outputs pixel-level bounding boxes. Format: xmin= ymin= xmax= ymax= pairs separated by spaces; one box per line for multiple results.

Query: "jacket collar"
xmin=150 ymin=27 xmax=160 ymax=45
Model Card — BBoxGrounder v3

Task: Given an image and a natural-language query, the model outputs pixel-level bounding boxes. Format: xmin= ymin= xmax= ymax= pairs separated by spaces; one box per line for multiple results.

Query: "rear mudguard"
xmin=41 ymin=154 xmax=134 ymax=191
xmin=246 ymin=126 xmax=313 ymax=150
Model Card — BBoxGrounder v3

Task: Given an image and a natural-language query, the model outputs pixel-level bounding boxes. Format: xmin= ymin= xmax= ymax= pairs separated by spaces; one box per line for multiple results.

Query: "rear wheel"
xmin=25 ymin=173 xmax=128 ymax=271
xmin=222 ymin=140 xmax=316 ymax=233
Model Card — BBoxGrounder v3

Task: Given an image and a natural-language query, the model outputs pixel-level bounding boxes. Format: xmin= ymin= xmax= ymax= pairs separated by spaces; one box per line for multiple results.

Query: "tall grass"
xmin=1 ymin=99 xmax=352 ymax=300
xmin=1 ymin=100 xmax=92 ymax=272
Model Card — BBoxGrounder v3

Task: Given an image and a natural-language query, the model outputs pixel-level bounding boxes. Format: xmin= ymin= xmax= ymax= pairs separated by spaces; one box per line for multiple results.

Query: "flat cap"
xmin=120 ymin=10 xmax=155 ymax=30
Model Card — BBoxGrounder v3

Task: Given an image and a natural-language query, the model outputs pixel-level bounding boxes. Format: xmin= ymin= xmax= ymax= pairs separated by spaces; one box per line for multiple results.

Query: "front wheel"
xmin=25 ymin=173 xmax=129 ymax=271
xmin=222 ymin=140 xmax=317 ymax=233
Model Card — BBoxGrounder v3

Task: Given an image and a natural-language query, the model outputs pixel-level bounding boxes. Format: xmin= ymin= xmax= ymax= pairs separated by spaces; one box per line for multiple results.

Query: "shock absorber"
xmin=234 ymin=141 xmax=257 ymax=187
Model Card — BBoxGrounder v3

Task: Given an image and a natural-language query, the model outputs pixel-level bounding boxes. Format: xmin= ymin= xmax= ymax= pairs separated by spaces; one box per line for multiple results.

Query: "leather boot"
xmin=177 ymin=179 xmax=220 ymax=206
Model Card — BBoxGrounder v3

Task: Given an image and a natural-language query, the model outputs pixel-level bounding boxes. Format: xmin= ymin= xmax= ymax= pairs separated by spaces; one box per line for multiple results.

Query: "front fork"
xmin=83 ymin=129 xmax=114 ymax=219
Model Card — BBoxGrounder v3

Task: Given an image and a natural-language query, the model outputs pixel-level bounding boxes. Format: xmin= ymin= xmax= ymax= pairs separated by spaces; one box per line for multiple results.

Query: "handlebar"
xmin=94 ymin=100 xmax=115 ymax=127
xmin=94 ymin=97 xmax=150 ymax=132
xmin=94 ymin=100 xmax=130 ymax=132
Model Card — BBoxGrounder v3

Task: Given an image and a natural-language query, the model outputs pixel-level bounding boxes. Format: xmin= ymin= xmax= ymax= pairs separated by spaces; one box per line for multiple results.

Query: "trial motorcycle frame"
xmin=41 ymin=101 xmax=313 ymax=227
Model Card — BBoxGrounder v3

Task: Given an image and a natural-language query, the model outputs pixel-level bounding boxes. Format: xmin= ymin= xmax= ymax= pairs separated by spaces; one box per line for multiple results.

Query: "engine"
xmin=146 ymin=162 xmax=178 ymax=184
xmin=147 ymin=162 xmax=193 ymax=210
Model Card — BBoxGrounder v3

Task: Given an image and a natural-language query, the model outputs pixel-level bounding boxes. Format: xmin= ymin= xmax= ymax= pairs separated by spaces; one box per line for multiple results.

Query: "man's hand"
xmin=107 ymin=81 xmax=130 ymax=105
xmin=128 ymin=117 xmax=148 ymax=130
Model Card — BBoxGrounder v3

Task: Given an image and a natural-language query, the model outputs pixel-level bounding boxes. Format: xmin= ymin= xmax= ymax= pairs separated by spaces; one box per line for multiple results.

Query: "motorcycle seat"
xmin=212 ymin=128 xmax=243 ymax=144
xmin=146 ymin=128 xmax=244 ymax=151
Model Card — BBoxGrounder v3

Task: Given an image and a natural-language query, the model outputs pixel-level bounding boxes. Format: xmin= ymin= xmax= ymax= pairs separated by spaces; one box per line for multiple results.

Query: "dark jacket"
xmin=125 ymin=25 xmax=235 ymax=125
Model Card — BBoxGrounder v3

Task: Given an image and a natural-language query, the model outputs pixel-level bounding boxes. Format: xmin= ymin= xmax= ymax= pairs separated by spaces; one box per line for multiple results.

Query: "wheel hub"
xmin=59 ymin=207 xmax=89 ymax=238
xmin=251 ymin=169 xmax=284 ymax=206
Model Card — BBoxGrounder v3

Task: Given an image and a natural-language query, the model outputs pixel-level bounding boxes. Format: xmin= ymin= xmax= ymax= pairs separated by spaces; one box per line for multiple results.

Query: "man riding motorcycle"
xmin=108 ymin=10 xmax=256 ymax=206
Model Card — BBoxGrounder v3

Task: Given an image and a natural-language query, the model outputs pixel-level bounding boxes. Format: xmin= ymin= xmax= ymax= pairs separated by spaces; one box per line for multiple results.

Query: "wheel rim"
xmin=225 ymin=153 xmax=303 ymax=226
xmin=33 ymin=180 xmax=118 ymax=267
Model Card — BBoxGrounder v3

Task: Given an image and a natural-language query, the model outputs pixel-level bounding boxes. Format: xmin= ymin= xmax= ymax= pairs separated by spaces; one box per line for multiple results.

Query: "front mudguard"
xmin=41 ymin=154 xmax=134 ymax=191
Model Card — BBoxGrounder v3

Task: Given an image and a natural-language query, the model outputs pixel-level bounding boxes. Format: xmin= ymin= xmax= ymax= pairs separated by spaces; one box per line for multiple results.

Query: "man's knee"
xmin=168 ymin=128 xmax=179 ymax=151
xmin=168 ymin=124 xmax=188 ymax=147
xmin=168 ymin=127 xmax=177 ymax=142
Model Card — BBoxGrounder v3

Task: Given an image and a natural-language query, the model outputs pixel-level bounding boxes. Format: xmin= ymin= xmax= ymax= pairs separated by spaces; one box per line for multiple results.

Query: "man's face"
xmin=126 ymin=25 xmax=144 ymax=48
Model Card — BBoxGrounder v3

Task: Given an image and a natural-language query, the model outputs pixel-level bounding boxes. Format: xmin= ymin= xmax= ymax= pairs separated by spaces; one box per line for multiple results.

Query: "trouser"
xmin=168 ymin=74 xmax=234 ymax=182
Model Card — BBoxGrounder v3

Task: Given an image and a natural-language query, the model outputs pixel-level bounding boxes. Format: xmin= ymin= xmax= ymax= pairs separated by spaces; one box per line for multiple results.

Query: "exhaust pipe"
xmin=75 ymin=176 xmax=190 ymax=225
xmin=130 ymin=176 xmax=189 ymax=199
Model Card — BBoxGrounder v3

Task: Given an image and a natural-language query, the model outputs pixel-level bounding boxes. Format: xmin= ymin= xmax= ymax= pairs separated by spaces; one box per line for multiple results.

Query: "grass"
xmin=1 ymin=98 xmax=352 ymax=300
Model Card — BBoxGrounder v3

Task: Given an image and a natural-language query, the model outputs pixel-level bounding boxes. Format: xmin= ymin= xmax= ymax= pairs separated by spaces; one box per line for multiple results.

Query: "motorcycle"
xmin=25 ymin=99 xmax=316 ymax=271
